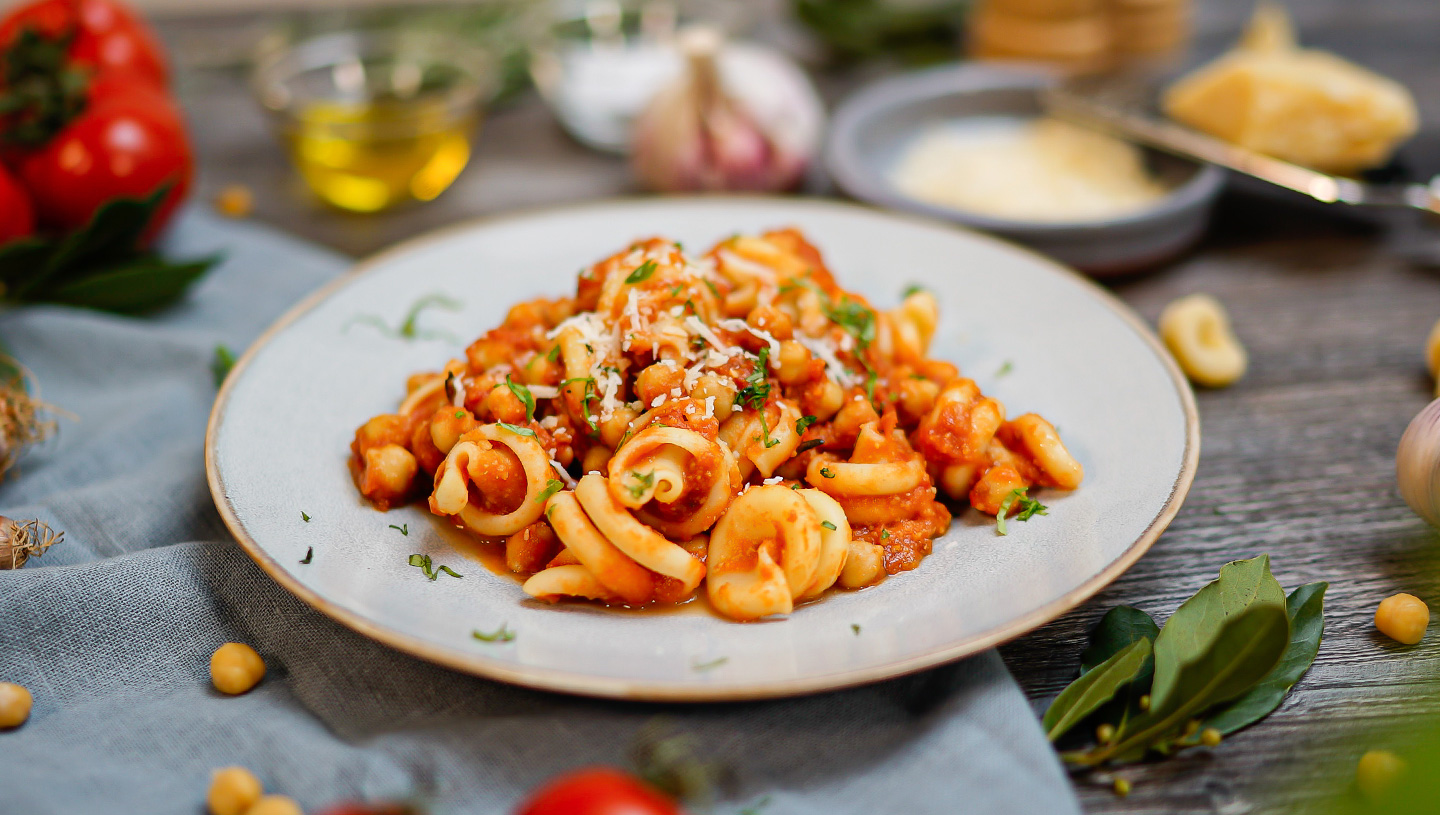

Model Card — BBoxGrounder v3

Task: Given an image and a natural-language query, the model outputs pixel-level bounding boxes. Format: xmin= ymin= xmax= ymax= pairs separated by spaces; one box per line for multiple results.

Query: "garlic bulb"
xmin=0 ymin=516 xmax=63 ymax=570
xmin=1397 ymin=399 xmax=1440 ymax=526
xmin=631 ymin=27 xmax=824 ymax=193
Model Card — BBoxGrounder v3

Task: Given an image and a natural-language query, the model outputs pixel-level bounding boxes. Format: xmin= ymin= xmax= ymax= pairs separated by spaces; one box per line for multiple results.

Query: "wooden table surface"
xmin=155 ymin=1 xmax=1440 ymax=812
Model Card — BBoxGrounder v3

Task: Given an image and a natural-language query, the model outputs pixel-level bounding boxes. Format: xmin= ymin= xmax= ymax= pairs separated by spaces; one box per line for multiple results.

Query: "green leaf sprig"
xmin=346 ymin=293 xmax=461 ymax=341
xmin=1044 ymin=556 xmax=1326 ymax=767
xmin=408 ymin=553 xmax=463 ymax=581
xmin=0 ymin=187 xmax=218 ymax=313
xmin=996 ymin=488 xmax=1047 ymax=535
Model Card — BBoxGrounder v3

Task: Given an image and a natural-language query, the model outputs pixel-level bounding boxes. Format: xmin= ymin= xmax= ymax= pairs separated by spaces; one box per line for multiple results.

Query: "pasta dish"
xmin=348 ymin=229 xmax=1083 ymax=621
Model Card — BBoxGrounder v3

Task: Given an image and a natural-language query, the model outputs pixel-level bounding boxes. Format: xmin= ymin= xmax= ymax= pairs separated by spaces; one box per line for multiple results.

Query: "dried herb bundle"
xmin=0 ymin=356 xmax=54 ymax=483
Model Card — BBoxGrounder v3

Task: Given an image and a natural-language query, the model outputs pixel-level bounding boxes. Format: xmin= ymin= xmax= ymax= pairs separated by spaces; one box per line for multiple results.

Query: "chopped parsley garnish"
xmin=795 ymin=439 xmax=824 ymax=455
xmin=734 ymin=347 xmax=772 ymax=411
xmin=821 ymin=520 xmax=837 ymax=531
xmin=389 ymin=523 xmax=408 ymax=536
xmin=881 ymin=529 xmax=890 ymax=540
xmin=301 ymin=511 xmax=311 ymax=523
xmin=472 ymin=624 xmax=516 ymax=643
xmin=212 ymin=344 xmax=236 ymax=387
xmin=498 ymin=422 xmax=536 ymax=438
xmin=692 ymin=656 xmax=729 ymax=672
xmin=864 ymin=370 xmax=878 ymax=407
xmin=996 ymin=488 xmax=1048 ymax=536
xmin=902 ymin=284 xmax=928 ymax=299
xmin=545 ymin=345 xmax=561 ymax=362
xmin=669 ymin=284 xmax=684 ymax=297
xmin=347 ymin=293 xmax=461 ymax=342
xmin=819 ymin=466 xmax=836 ymax=479
xmin=627 ymin=470 xmax=656 ymax=499
xmin=299 ymin=546 xmax=313 ymax=564
xmin=408 ymin=553 xmax=463 ymax=581
xmin=536 ymin=479 xmax=564 ymax=504
xmin=851 ymin=623 xmax=861 ymax=635
xmin=758 ymin=410 xmax=779 ymax=449
xmin=796 ymin=415 xmax=817 ymax=434
xmin=625 ymin=260 xmax=658 ymax=285
xmin=506 ymin=375 xmax=536 ymax=422
xmin=824 ymin=295 xmax=877 ymax=349
xmin=561 ymin=376 xmax=600 ymax=434
xmin=454 ymin=410 xmax=466 ymax=419
xmin=995 ymin=361 xmax=1013 ymax=378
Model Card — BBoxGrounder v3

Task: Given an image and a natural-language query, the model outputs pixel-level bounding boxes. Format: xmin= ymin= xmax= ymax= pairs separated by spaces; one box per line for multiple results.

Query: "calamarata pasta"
xmin=349 ymin=229 xmax=1083 ymax=621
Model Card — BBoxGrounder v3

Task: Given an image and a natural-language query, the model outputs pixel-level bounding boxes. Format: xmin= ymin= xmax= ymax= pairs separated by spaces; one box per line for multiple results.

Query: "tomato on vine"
xmin=516 ymin=768 xmax=685 ymax=815
xmin=0 ymin=0 xmax=167 ymax=87
xmin=0 ymin=164 xmax=34 ymax=242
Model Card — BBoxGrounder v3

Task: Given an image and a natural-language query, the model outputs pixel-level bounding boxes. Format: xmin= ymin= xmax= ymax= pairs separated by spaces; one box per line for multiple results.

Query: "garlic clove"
xmin=1397 ymin=398 xmax=1440 ymax=527
xmin=630 ymin=26 xmax=823 ymax=194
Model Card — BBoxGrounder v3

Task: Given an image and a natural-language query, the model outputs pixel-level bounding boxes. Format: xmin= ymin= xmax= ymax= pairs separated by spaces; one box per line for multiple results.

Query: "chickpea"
xmin=1356 ymin=750 xmax=1406 ymax=800
xmin=582 ymin=445 xmax=612 ymax=474
xmin=214 ymin=185 xmax=253 ymax=219
xmin=481 ymin=383 xmax=527 ymax=424
xmin=691 ymin=374 xmax=736 ymax=423
xmin=635 ymin=362 xmax=683 ymax=406
xmin=244 ymin=795 xmax=303 ymax=815
xmin=0 ymin=682 xmax=32 ymax=729
xmin=774 ymin=340 xmax=811 ymax=385
xmin=1375 ymin=593 xmax=1429 ymax=644
xmin=207 ymin=767 xmax=262 ymax=815
xmin=599 ymin=404 xmax=640 ymax=449
xmin=1158 ymin=294 xmax=1247 ymax=388
xmin=210 ymin=643 xmax=266 ymax=695
xmin=747 ymin=303 xmax=793 ymax=340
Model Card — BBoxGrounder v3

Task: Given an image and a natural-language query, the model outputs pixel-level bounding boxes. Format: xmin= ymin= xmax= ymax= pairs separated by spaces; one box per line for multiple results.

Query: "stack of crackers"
xmin=969 ymin=0 xmax=1189 ymax=71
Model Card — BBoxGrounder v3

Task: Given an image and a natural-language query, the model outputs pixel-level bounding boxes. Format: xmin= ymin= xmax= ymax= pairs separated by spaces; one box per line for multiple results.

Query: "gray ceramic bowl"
xmin=826 ymin=64 xmax=1226 ymax=275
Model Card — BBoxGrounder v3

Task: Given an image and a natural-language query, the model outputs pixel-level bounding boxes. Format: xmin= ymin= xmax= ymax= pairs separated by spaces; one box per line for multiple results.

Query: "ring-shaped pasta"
xmin=607 ymin=426 xmax=741 ymax=539
xmin=794 ymin=489 xmax=851 ymax=601
xmin=707 ymin=485 xmax=822 ymax=621
xmin=574 ymin=473 xmax=706 ymax=593
xmin=545 ymin=491 xmax=655 ymax=604
xmin=805 ymin=453 xmax=925 ymax=497
xmin=523 ymin=564 xmax=617 ymax=603
xmin=431 ymin=424 xmax=554 ymax=536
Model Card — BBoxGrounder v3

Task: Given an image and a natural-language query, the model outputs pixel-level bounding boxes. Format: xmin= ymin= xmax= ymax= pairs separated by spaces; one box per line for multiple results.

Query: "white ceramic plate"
xmin=207 ymin=198 xmax=1198 ymax=701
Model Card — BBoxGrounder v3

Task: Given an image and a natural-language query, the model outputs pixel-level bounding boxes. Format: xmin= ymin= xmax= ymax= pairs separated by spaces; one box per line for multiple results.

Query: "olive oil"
xmin=286 ymin=98 xmax=477 ymax=213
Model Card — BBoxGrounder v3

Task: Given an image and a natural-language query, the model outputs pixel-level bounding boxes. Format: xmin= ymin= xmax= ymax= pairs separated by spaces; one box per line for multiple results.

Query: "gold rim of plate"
xmin=204 ymin=195 xmax=1201 ymax=702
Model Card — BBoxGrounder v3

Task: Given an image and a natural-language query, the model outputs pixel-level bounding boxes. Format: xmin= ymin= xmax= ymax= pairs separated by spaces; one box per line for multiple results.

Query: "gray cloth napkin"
xmin=0 ymin=208 xmax=1081 ymax=815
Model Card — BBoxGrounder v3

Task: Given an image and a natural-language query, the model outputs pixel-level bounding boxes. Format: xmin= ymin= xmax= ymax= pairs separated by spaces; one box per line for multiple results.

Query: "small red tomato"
xmin=14 ymin=82 xmax=191 ymax=240
xmin=0 ymin=0 xmax=167 ymax=87
xmin=0 ymin=163 xmax=35 ymax=243
xmin=516 ymin=768 xmax=684 ymax=815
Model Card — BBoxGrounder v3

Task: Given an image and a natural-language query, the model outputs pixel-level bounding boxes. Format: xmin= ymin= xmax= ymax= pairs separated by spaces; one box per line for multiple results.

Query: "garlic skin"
xmin=631 ymin=28 xmax=824 ymax=193
xmin=1397 ymin=399 xmax=1440 ymax=527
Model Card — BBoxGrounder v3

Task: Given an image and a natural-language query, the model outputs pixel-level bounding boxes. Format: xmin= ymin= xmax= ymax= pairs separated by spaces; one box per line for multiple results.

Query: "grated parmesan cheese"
xmin=763 ymin=476 xmax=784 ymax=485
xmin=529 ymin=385 xmax=560 ymax=400
xmin=719 ymin=319 xmax=782 ymax=362
xmin=796 ymin=333 xmax=860 ymax=388
xmin=703 ymin=396 xmax=716 ymax=418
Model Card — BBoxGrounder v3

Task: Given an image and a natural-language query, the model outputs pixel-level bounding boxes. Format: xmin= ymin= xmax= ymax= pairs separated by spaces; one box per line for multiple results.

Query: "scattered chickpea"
xmin=210 ymin=643 xmax=266 ymax=695
xmin=1200 ymin=727 xmax=1222 ymax=747
xmin=1095 ymin=723 xmax=1116 ymax=744
xmin=1113 ymin=778 xmax=1132 ymax=797
xmin=0 ymin=682 xmax=32 ymax=729
xmin=243 ymin=795 xmax=303 ymax=815
xmin=215 ymin=185 xmax=254 ymax=219
xmin=207 ymin=766 xmax=263 ymax=815
xmin=1356 ymin=750 xmax=1406 ymax=800
xmin=1375 ymin=593 xmax=1429 ymax=645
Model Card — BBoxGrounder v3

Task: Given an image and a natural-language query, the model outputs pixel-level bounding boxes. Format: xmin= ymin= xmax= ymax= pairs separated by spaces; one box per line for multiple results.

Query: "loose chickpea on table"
xmin=211 ymin=642 xmax=266 ymax=695
xmin=0 ymin=681 xmax=32 ymax=729
xmin=1375 ymin=593 xmax=1429 ymax=645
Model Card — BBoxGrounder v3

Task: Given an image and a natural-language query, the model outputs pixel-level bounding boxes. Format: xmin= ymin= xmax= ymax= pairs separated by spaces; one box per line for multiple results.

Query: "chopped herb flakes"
xmin=506 ymin=376 xmax=536 ymax=421
xmin=299 ymin=546 xmax=313 ymax=564
xmin=536 ymin=479 xmax=564 ymax=504
xmin=995 ymin=361 xmax=1014 ymax=378
xmin=692 ymin=656 xmax=729 ymax=672
xmin=796 ymin=415 xmax=817 ymax=434
xmin=301 ymin=511 xmax=311 ymax=523
xmin=408 ymin=553 xmax=463 ymax=581
xmin=472 ymin=624 xmax=516 ymax=643
xmin=851 ymin=624 xmax=861 ymax=635
xmin=902 ymin=284 xmax=927 ymax=299
xmin=625 ymin=260 xmax=658 ymax=285
xmin=497 ymin=422 xmax=536 ymax=438
xmin=734 ymin=348 xmax=772 ymax=411
xmin=819 ymin=467 xmax=836 ymax=479
xmin=545 ymin=345 xmax=561 ymax=362
xmin=821 ymin=520 xmax=837 ymax=531
xmin=627 ymin=470 xmax=656 ymax=499
xmin=212 ymin=344 xmax=236 ymax=387
xmin=881 ymin=529 xmax=890 ymax=540
xmin=996 ymin=488 xmax=1048 ymax=536
xmin=454 ymin=410 xmax=466 ymax=419
xmin=346 ymin=293 xmax=461 ymax=342
xmin=389 ymin=523 xmax=408 ymax=536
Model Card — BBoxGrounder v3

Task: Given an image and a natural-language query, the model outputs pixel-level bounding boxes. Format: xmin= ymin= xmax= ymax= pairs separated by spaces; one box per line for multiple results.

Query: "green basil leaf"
xmin=1081 ymin=606 xmax=1160 ymax=675
xmin=41 ymin=186 xmax=171 ymax=285
xmin=36 ymin=254 xmax=215 ymax=313
xmin=1043 ymin=637 xmax=1152 ymax=741
xmin=1200 ymin=581 xmax=1327 ymax=736
xmin=1148 ymin=555 xmax=1287 ymax=714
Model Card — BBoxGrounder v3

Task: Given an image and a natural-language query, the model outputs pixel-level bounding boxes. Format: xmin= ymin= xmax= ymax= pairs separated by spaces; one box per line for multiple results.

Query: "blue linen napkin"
xmin=0 ymin=208 xmax=1081 ymax=815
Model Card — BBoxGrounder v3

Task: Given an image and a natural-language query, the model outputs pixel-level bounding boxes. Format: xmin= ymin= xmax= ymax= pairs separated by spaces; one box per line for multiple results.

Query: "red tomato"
xmin=516 ymin=768 xmax=684 ymax=815
xmin=14 ymin=82 xmax=190 ymax=240
xmin=0 ymin=0 xmax=167 ymax=87
xmin=0 ymin=164 xmax=35 ymax=243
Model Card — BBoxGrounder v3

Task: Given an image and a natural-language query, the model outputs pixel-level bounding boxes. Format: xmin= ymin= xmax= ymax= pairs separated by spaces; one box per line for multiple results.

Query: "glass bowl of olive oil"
xmin=253 ymin=31 xmax=494 ymax=213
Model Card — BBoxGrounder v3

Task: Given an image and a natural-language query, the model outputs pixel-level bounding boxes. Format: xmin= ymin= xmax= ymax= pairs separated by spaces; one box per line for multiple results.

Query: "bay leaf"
xmin=1069 ymin=601 xmax=1289 ymax=766
xmin=39 ymin=255 xmax=215 ymax=313
xmin=1148 ymin=554 xmax=1287 ymax=714
xmin=1081 ymin=606 xmax=1159 ymax=674
xmin=1043 ymin=637 xmax=1152 ymax=741
xmin=1200 ymin=581 xmax=1327 ymax=735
